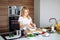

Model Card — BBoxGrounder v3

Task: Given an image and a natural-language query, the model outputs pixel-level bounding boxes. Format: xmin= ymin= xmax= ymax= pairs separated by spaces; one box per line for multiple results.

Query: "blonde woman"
xmin=18 ymin=7 xmax=36 ymax=36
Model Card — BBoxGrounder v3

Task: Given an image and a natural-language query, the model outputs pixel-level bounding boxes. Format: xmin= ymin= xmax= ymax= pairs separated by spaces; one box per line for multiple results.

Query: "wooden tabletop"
xmin=26 ymin=28 xmax=43 ymax=35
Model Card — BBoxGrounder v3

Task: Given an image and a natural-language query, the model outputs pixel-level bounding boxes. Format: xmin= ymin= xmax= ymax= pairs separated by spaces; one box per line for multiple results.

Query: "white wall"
xmin=40 ymin=0 xmax=60 ymax=27
xmin=34 ymin=0 xmax=40 ymax=28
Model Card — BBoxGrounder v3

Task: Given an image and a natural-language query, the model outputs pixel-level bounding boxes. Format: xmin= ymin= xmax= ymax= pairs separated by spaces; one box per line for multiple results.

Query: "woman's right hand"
xmin=28 ymin=24 xmax=35 ymax=29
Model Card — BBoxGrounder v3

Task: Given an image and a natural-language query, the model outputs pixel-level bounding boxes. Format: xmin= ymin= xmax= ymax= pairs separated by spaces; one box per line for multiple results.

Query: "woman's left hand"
xmin=33 ymin=23 xmax=36 ymax=27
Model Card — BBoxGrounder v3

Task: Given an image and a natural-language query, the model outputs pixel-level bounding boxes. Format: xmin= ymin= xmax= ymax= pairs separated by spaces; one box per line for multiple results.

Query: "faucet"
xmin=49 ymin=18 xmax=57 ymax=32
xmin=49 ymin=18 xmax=57 ymax=24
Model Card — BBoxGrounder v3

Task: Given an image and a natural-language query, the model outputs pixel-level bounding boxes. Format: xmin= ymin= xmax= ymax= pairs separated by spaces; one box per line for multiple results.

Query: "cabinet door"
xmin=9 ymin=17 xmax=19 ymax=32
xmin=0 ymin=6 xmax=9 ymax=33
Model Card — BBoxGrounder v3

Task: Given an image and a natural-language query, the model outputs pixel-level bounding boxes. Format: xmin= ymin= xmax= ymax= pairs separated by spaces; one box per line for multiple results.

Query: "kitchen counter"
xmin=2 ymin=28 xmax=60 ymax=40
xmin=15 ymin=33 xmax=60 ymax=40
xmin=0 ymin=36 xmax=4 ymax=40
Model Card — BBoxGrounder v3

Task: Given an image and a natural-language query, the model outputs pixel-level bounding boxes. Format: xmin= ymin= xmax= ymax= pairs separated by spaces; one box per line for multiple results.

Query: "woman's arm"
xmin=31 ymin=22 xmax=36 ymax=27
xmin=28 ymin=17 xmax=36 ymax=28
xmin=19 ymin=22 xmax=24 ymax=29
xmin=30 ymin=21 xmax=36 ymax=29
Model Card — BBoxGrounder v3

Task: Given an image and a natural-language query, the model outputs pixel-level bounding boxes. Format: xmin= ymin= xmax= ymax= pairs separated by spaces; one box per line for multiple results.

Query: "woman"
xmin=18 ymin=7 xmax=36 ymax=36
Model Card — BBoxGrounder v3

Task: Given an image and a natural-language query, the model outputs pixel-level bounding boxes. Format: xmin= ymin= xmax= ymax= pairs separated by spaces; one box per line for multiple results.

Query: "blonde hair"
xmin=21 ymin=7 xmax=31 ymax=19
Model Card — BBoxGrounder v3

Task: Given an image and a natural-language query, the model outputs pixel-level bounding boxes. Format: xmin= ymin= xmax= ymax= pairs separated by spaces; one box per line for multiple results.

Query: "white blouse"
xmin=18 ymin=16 xmax=32 ymax=25
xmin=18 ymin=16 xmax=36 ymax=31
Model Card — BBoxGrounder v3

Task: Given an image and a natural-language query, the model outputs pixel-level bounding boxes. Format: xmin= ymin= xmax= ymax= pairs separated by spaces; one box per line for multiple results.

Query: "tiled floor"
xmin=15 ymin=33 xmax=60 ymax=40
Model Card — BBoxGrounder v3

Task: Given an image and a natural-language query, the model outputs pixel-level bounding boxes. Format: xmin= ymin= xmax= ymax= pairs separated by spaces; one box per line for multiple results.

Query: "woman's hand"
xmin=29 ymin=24 xmax=34 ymax=28
xmin=29 ymin=24 xmax=36 ymax=29
xmin=28 ymin=24 xmax=36 ymax=31
xmin=31 ymin=23 xmax=36 ymax=29
xmin=33 ymin=23 xmax=36 ymax=27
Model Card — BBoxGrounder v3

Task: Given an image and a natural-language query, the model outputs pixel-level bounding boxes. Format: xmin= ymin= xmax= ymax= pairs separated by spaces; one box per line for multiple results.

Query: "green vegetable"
xmin=27 ymin=34 xmax=36 ymax=37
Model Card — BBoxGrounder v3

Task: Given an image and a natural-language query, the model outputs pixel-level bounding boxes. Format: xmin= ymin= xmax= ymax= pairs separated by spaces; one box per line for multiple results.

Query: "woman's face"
xmin=24 ymin=9 xmax=29 ymax=16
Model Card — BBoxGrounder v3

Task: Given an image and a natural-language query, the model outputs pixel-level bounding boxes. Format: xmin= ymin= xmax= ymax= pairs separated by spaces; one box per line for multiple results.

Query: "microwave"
xmin=8 ymin=6 xmax=23 ymax=17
